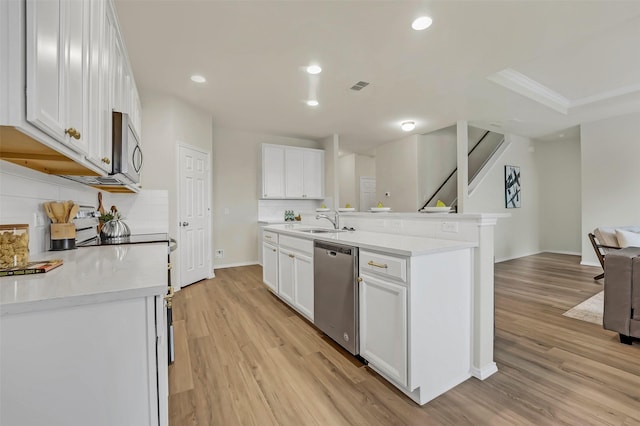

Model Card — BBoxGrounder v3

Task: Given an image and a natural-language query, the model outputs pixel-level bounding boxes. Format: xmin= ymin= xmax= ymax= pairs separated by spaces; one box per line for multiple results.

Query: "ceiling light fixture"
xmin=307 ymin=100 xmax=319 ymax=107
xmin=190 ymin=75 xmax=206 ymax=83
xmin=306 ymin=65 xmax=322 ymax=75
xmin=401 ymin=121 xmax=415 ymax=132
xmin=412 ymin=16 xmax=433 ymax=31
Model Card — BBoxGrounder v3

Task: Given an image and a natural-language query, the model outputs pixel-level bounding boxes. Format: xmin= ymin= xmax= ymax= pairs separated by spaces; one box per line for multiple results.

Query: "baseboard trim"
xmin=580 ymin=260 xmax=600 ymax=267
xmin=545 ymin=250 xmax=582 ymax=256
xmin=214 ymin=261 xmax=259 ymax=269
xmin=470 ymin=362 xmax=498 ymax=380
xmin=495 ymin=251 xmax=542 ymax=263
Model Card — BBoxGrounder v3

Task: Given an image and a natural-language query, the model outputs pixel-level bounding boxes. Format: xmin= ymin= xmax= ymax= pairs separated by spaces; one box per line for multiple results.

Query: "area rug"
xmin=562 ymin=291 xmax=604 ymax=325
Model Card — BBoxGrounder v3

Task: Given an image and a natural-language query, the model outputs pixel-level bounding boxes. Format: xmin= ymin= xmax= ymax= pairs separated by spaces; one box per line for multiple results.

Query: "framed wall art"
xmin=504 ymin=165 xmax=521 ymax=208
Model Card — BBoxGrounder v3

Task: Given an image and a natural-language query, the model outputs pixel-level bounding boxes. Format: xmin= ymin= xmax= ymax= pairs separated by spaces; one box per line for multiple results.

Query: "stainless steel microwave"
xmin=59 ymin=111 xmax=143 ymax=186
xmin=112 ymin=111 xmax=143 ymax=184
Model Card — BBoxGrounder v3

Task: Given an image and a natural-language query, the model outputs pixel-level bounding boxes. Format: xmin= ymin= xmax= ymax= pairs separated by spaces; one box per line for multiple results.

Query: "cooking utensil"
xmin=67 ymin=204 xmax=79 ymax=223
xmin=97 ymin=192 xmax=105 ymax=215
xmin=44 ymin=202 xmax=57 ymax=223
xmin=63 ymin=200 xmax=73 ymax=222
xmin=51 ymin=202 xmax=66 ymax=224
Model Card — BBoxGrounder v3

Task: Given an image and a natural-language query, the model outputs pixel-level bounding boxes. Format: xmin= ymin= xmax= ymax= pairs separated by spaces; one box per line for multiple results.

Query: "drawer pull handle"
xmin=265 ymin=235 xmax=271 ymax=239
xmin=289 ymin=254 xmax=295 ymax=258
xmin=368 ymin=260 xmax=388 ymax=269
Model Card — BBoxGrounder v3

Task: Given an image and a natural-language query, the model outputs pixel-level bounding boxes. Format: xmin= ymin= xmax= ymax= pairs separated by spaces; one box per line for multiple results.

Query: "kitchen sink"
xmin=297 ymin=228 xmax=345 ymax=234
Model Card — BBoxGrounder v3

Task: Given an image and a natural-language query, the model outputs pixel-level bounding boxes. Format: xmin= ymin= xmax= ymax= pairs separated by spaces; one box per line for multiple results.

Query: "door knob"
xmin=181 ymin=221 xmax=189 ymax=227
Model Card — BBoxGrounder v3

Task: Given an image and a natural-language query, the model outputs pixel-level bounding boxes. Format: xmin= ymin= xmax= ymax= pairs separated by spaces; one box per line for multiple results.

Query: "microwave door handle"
xmin=133 ymin=145 xmax=143 ymax=173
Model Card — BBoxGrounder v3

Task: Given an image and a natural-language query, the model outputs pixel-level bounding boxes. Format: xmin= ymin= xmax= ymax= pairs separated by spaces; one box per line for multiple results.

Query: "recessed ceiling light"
xmin=306 ymin=65 xmax=322 ymax=75
xmin=190 ymin=75 xmax=206 ymax=83
xmin=307 ymin=100 xmax=319 ymax=107
xmin=412 ymin=16 xmax=433 ymax=31
xmin=401 ymin=121 xmax=415 ymax=131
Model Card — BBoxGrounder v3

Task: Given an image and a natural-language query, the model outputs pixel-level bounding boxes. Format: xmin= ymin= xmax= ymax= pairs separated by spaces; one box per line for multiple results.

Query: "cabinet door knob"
xmin=65 ymin=127 xmax=81 ymax=139
xmin=358 ymin=277 xmax=363 ymax=282
xmin=181 ymin=221 xmax=189 ymax=227
xmin=101 ymin=157 xmax=111 ymax=164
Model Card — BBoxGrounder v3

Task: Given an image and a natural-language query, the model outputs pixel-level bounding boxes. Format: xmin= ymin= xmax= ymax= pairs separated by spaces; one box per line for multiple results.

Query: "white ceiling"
xmin=114 ymin=0 xmax=640 ymax=153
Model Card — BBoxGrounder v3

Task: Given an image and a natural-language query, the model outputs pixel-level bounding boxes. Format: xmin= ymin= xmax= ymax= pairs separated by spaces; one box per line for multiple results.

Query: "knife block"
xmin=50 ymin=223 xmax=76 ymax=251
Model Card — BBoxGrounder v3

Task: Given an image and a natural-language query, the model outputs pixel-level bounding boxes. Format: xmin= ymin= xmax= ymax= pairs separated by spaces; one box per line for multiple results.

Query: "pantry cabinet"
xmin=262 ymin=144 xmax=324 ymax=199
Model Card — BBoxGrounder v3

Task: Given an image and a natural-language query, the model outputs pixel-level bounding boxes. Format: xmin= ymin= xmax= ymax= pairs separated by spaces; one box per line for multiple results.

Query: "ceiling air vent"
xmin=350 ymin=81 xmax=370 ymax=91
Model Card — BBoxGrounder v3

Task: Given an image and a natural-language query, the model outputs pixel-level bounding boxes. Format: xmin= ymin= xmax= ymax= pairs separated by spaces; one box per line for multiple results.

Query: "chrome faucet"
xmin=316 ymin=213 xmax=339 ymax=229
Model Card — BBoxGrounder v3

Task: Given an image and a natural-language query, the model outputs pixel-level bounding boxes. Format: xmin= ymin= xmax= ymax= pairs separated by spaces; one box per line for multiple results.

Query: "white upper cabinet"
xmin=262 ymin=144 xmax=324 ymax=199
xmin=302 ymin=149 xmax=324 ymax=198
xmin=262 ymin=144 xmax=285 ymax=198
xmin=2 ymin=0 xmax=141 ymax=179
xmin=26 ymin=0 xmax=90 ymax=155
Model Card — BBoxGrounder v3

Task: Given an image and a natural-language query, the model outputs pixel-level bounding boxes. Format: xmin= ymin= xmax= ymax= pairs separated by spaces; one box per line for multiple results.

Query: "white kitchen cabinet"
xmin=1 ymin=295 xmax=168 ymax=426
xmin=292 ymin=251 xmax=314 ymax=320
xmin=262 ymin=144 xmax=285 ymax=198
xmin=278 ymin=247 xmax=296 ymax=305
xmin=86 ymin=0 xmax=112 ymax=172
xmin=277 ymin=235 xmax=314 ymax=321
xmin=262 ymin=144 xmax=324 ymax=199
xmin=302 ymin=149 xmax=324 ymax=198
xmin=1 ymin=0 xmax=142 ymax=181
xmin=262 ymin=240 xmax=279 ymax=293
xmin=359 ymin=271 xmax=408 ymax=387
xmin=25 ymin=0 xmax=90 ymax=155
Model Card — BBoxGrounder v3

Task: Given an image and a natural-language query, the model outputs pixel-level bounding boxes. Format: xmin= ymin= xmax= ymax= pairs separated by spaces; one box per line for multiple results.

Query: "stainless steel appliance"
xmin=313 ymin=240 xmax=359 ymax=355
xmin=60 ymin=111 xmax=143 ymax=186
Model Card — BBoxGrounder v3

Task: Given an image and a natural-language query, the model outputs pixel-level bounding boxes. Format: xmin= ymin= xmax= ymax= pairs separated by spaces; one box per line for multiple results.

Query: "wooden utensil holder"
xmin=51 ymin=223 xmax=76 ymax=251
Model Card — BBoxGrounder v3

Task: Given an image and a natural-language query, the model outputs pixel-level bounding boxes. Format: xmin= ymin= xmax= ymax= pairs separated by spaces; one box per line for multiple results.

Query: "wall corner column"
xmin=456 ymin=121 xmax=469 ymax=213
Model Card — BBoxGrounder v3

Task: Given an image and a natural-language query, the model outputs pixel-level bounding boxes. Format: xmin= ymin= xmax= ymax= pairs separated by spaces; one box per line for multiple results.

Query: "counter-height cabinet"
xmin=262 ymin=230 xmax=279 ymax=293
xmin=261 ymin=144 xmax=324 ymax=199
xmin=359 ymin=250 xmax=408 ymax=386
xmin=1 ymin=295 xmax=168 ymax=426
xmin=262 ymin=232 xmax=314 ymax=321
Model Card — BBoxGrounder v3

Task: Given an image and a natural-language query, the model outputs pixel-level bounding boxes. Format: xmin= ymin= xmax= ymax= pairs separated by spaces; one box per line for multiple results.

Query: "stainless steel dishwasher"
xmin=314 ymin=240 xmax=359 ymax=355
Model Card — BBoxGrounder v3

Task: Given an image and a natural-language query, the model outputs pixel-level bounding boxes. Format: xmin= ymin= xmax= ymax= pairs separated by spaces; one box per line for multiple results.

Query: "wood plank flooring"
xmin=168 ymin=253 xmax=640 ymax=425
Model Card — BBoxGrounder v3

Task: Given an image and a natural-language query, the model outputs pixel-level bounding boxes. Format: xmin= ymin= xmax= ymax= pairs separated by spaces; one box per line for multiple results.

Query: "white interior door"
xmin=359 ymin=176 xmax=377 ymax=211
xmin=178 ymin=145 xmax=212 ymax=287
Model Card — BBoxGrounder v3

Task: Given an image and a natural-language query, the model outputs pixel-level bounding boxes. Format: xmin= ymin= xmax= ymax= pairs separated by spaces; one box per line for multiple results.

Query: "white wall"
xmin=212 ymin=127 xmax=321 ymax=267
xmin=339 ymin=154 xmax=356 ymax=209
xmin=141 ymin=92 xmax=213 ymax=282
xmin=417 ymin=127 xmax=457 ymax=206
xmin=580 ymin=112 xmax=640 ymax=265
xmin=467 ymin=134 xmax=540 ymax=261
xmin=533 ymin=137 xmax=581 ymax=255
xmin=375 ymin=135 xmax=420 ymax=212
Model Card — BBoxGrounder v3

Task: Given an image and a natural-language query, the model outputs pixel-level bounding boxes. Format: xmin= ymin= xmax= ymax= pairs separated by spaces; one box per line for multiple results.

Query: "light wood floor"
xmin=168 ymin=253 xmax=640 ymax=425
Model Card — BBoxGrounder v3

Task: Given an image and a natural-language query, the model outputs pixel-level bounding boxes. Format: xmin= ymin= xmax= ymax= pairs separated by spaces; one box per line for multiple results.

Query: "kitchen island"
xmin=262 ymin=222 xmax=478 ymax=405
xmin=0 ymin=243 xmax=169 ymax=426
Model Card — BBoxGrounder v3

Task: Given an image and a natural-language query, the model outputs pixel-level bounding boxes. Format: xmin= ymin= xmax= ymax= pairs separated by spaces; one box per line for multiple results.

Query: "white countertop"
xmin=0 ymin=243 xmax=167 ymax=316
xmin=264 ymin=224 xmax=476 ymax=256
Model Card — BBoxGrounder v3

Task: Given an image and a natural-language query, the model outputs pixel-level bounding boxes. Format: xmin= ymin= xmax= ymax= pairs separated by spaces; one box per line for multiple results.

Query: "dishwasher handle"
xmin=314 ymin=240 xmax=354 ymax=255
